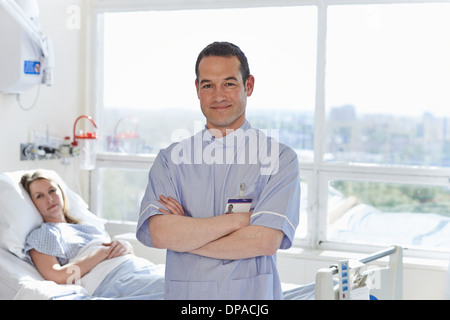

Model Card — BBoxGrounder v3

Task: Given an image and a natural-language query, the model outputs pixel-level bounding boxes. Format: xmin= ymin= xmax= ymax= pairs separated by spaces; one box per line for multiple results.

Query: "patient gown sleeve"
xmin=25 ymin=223 xmax=108 ymax=266
xmin=136 ymin=148 xmax=180 ymax=248
xmin=250 ymin=144 xmax=301 ymax=250
xmin=25 ymin=224 xmax=70 ymax=265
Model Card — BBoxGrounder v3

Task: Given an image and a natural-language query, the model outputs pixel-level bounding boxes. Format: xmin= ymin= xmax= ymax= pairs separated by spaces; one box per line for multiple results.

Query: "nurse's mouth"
xmin=211 ymin=105 xmax=231 ymax=111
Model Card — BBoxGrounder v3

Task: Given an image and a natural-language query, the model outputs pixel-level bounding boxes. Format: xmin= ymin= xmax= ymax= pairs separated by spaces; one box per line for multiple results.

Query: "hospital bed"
xmin=0 ymin=169 xmax=403 ymax=300
xmin=0 ymin=169 xmax=166 ymax=300
xmin=314 ymin=245 xmax=403 ymax=300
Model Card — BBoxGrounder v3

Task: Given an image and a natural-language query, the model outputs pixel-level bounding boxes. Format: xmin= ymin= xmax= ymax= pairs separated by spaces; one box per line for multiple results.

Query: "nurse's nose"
xmin=213 ymin=87 xmax=226 ymax=103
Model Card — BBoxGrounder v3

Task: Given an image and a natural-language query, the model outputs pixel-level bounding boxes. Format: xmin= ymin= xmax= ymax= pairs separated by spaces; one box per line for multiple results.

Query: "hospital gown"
xmin=136 ymin=120 xmax=301 ymax=300
xmin=25 ymin=223 xmax=165 ymax=300
xmin=25 ymin=223 xmax=109 ymax=265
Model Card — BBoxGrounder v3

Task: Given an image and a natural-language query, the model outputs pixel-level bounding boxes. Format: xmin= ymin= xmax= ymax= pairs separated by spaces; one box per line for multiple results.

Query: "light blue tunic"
xmin=136 ymin=121 xmax=300 ymax=300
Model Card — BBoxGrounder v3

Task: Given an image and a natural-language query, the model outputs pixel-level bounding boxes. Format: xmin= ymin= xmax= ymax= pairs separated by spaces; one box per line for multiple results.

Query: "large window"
xmin=92 ymin=0 xmax=450 ymax=255
xmin=327 ymin=179 xmax=450 ymax=248
xmin=321 ymin=2 xmax=450 ymax=253
xmin=101 ymin=7 xmax=317 ymax=160
xmin=325 ymin=4 xmax=450 ymax=166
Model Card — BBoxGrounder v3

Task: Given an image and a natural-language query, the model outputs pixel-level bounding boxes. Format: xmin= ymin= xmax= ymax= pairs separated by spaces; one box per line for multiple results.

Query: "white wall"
xmin=0 ymin=0 xmax=89 ymax=195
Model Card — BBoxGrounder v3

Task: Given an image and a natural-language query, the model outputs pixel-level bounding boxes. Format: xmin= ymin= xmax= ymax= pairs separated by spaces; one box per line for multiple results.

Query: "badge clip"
xmin=239 ymin=183 xmax=246 ymax=198
xmin=225 ymin=183 xmax=252 ymax=214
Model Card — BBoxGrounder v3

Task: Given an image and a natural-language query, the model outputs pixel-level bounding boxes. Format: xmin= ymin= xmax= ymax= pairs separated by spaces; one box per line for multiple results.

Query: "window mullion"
xmin=311 ymin=1 xmax=328 ymax=249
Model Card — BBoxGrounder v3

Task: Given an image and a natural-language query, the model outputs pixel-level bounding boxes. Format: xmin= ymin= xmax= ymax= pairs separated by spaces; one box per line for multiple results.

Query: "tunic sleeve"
xmin=250 ymin=144 xmax=301 ymax=249
xmin=136 ymin=148 xmax=181 ymax=248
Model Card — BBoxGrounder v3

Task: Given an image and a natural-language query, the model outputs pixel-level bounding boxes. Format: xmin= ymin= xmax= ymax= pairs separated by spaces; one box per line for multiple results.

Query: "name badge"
xmin=225 ymin=198 xmax=252 ymax=214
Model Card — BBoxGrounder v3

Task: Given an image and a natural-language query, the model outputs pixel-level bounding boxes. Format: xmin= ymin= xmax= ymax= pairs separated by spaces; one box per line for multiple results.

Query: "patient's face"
xmin=29 ymin=179 xmax=66 ymax=223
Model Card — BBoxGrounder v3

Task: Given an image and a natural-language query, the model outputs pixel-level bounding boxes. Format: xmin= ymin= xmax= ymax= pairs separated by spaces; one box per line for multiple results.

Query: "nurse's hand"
xmin=234 ymin=211 xmax=252 ymax=228
xmin=158 ymin=195 xmax=185 ymax=216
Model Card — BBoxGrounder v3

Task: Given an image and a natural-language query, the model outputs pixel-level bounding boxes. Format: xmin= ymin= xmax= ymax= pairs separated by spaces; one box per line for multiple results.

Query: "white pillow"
xmin=0 ymin=169 xmax=105 ymax=260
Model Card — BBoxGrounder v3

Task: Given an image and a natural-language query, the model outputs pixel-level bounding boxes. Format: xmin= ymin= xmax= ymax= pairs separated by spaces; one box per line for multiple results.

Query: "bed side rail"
xmin=315 ymin=245 xmax=403 ymax=300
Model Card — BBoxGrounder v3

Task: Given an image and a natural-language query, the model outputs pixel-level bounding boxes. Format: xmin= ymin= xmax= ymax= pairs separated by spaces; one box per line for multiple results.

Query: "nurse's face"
xmin=29 ymin=179 xmax=66 ymax=223
xmin=196 ymin=56 xmax=254 ymax=137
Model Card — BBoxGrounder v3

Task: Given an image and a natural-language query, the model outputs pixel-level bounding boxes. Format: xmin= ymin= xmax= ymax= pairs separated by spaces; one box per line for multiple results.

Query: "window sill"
xmin=278 ymin=246 xmax=449 ymax=272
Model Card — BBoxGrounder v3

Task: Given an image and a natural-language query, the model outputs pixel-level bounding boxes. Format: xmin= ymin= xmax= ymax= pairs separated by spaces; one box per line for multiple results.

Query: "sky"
xmin=103 ymin=6 xmax=317 ymax=113
xmin=326 ymin=3 xmax=450 ymax=117
xmin=103 ymin=3 xmax=450 ymax=118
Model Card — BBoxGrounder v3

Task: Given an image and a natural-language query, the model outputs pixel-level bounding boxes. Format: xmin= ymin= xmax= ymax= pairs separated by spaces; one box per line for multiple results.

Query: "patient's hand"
xmin=158 ymin=195 xmax=185 ymax=216
xmin=102 ymin=240 xmax=133 ymax=259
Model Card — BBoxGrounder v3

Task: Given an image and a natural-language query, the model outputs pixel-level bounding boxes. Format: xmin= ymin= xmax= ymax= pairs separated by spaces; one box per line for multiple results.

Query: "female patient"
xmin=20 ymin=171 xmax=164 ymax=299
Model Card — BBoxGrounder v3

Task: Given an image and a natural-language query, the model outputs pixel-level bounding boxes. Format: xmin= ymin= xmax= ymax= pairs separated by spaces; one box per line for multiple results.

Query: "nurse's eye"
xmin=202 ymin=84 xmax=213 ymax=90
xmin=224 ymin=82 xmax=237 ymax=87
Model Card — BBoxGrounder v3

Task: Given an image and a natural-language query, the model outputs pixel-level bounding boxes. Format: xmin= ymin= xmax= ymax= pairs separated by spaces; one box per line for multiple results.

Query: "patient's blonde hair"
xmin=20 ymin=171 xmax=80 ymax=224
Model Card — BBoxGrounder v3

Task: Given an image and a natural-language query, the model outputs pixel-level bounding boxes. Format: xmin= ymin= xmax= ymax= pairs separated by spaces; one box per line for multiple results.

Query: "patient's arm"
xmin=30 ymin=248 xmax=108 ymax=285
xmin=29 ymin=240 xmax=132 ymax=285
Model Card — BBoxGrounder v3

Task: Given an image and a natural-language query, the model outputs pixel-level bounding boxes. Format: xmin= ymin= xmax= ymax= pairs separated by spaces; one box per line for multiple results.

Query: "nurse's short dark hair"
xmin=195 ymin=41 xmax=251 ymax=83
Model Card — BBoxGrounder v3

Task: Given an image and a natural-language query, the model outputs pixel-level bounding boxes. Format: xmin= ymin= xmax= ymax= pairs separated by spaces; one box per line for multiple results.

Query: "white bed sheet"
xmin=0 ymin=247 xmax=43 ymax=299
xmin=0 ymin=247 xmax=88 ymax=300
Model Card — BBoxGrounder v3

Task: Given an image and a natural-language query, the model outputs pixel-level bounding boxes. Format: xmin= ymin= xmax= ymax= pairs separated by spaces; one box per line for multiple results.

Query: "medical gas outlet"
xmin=20 ymin=137 xmax=79 ymax=162
xmin=20 ymin=115 xmax=98 ymax=169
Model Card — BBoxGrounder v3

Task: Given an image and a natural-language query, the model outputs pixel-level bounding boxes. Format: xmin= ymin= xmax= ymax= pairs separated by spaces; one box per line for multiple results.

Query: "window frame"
xmin=89 ymin=0 xmax=450 ymax=259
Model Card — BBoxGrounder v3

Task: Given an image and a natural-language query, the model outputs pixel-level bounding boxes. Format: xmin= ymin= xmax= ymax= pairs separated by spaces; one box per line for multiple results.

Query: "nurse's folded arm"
xmin=157 ymin=196 xmax=185 ymax=216
xmin=148 ymin=211 xmax=251 ymax=253
xmin=190 ymin=225 xmax=284 ymax=260
xmin=151 ymin=196 xmax=283 ymax=260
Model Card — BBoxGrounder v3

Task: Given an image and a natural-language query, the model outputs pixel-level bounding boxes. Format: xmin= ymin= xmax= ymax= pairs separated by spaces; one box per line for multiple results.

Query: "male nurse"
xmin=136 ymin=42 xmax=300 ymax=300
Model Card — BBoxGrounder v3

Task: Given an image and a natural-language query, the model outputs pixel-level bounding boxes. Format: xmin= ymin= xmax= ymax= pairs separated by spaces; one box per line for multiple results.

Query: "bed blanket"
xmin=71 ymin=240 xmax=133 ymax=295
xmin=69 ymin=239 xmax=165 ymax=299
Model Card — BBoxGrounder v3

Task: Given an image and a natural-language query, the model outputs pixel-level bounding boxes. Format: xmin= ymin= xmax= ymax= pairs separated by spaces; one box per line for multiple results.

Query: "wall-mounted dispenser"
xmin=0 ymin=0 xmax=54 ymax=109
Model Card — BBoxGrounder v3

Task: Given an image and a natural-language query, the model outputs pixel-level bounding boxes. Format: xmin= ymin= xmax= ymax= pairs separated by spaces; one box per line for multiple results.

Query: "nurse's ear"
xmin=195 ymin=79 xmax=200 ymax=99
xmin=245 ymin=75 xmax=255 ymax=97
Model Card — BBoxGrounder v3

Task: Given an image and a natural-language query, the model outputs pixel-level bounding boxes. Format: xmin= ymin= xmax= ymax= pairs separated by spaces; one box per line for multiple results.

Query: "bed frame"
xmin=315 ymin=245 xmax=403 ymax=300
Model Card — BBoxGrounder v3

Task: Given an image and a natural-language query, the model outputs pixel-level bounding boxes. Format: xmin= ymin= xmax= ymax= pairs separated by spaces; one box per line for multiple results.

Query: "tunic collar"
xmin=203 ymin=120 xmax=252 ymax=146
